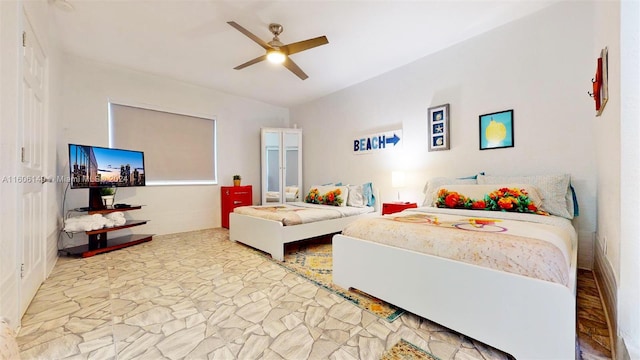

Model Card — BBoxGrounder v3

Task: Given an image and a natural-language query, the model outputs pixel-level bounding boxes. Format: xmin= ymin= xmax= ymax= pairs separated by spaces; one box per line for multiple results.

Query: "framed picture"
xmin=590 ymin=47 xmax=608 ymax=116
xmin=479 ymin=109 xmax=514 ymax=150
xmin=598 ymin=47 xmax=609 ymax=116
xmin=427 ymin=103 xmax=450 ymax=151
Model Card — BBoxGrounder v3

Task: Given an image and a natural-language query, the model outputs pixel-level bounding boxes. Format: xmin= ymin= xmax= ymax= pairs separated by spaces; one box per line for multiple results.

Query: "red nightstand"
xmin=221 ymin=185 xmax=252 ymax=228
xmin=382 ymin=202 xmax=418 ymax=215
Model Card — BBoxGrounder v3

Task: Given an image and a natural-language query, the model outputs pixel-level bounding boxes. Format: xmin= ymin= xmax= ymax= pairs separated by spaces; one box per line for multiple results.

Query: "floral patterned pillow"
xmin=422 ymin=177 xmax=477 ymax=207
xmin=435 ymin=184 xmax=548 ymax=215
xmin=305 ymin=185 xmax=348 ymax=207
xmin=477 ymin=174 xmax=572 ymax=218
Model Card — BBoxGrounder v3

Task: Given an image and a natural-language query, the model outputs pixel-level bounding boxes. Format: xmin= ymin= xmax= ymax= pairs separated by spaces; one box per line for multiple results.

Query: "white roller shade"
xmin=109 ymin=103 xmax=217 ymax=185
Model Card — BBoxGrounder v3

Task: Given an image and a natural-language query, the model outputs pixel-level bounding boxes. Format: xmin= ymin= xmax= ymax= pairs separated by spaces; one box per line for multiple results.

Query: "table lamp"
xmin=391 ymin=171 xmax=406 ymax=202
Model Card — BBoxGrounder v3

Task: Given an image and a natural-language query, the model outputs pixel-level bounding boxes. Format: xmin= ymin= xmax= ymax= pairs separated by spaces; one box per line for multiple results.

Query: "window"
xmin=109 ymin=103 xmax=217 ymax=185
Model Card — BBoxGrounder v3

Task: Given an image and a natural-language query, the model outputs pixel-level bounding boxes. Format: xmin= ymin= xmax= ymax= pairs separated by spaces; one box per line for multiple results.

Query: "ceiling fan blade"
xmin=234 ymin=55 xmax=267 ymax=70
xmin=227 ymin=21 xmax=270 ymax=50
xmin=283 ymin=57 xmax=308 ymax=80
xmin=281 ymin=36 xmax=329 ymax=55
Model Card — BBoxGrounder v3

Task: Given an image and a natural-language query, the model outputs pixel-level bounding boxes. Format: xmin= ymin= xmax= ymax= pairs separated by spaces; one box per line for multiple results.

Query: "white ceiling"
xmin=50 ymin=0 xmax=557 ymax=108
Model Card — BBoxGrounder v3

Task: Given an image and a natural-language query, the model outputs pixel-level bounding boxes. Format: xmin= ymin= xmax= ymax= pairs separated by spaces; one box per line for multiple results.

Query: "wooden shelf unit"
xmin=84 ymin=220 xmax=148 ymax=235
xmin=61 ymin=205 xmax=153 ymax=258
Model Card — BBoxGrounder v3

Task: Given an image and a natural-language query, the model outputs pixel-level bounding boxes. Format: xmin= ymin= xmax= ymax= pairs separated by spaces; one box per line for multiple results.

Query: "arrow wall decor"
xmin=353 ymin=130 xmax=403 ymax=154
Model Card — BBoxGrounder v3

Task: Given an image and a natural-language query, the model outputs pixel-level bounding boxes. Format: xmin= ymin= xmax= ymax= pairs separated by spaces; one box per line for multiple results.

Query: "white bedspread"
xmin=233 ymin=202 xmax=374 ymax=226
xmin=341 ymin=206 xmax=576 ymax=286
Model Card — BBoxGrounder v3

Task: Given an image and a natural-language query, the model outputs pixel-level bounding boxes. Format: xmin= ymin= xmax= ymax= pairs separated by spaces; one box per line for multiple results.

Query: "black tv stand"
xmin=62 ymin=190 xmax=153 ymax=257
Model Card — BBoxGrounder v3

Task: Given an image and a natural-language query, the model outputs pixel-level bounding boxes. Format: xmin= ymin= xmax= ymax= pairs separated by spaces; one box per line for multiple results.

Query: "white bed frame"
xmin=333 ymin=233 xmax=578 ymax=359
xmin=229 ymin=202 xmax=379 ymax=261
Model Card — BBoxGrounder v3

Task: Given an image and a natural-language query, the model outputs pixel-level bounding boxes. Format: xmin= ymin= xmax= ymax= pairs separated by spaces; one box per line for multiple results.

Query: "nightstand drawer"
xmin=221 ymin=185 xmax=252 ymax=228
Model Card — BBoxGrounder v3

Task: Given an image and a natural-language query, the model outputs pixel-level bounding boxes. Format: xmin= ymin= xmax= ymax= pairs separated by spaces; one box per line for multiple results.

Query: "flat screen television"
xmin=69 ymin=144 xmax=146 ymax=210
xmin=69 ymin=144 xmax=145 ymax=189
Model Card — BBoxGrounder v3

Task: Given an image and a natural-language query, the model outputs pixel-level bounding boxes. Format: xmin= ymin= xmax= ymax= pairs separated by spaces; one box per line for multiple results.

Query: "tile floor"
xmin=17 ymin=228 xmax=611 ymax=359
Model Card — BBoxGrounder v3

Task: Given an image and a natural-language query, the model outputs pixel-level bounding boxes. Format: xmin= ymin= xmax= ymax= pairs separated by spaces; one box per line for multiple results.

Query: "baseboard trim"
xmin=594 ymin=243 xmax=617 ymax=359
xmin=618 ymin=337 xmax=631 ymax=360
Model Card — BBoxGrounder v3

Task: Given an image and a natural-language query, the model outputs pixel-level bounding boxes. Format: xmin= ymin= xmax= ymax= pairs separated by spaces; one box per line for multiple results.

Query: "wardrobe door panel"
xmin=261 ymin=128 xmax=302 ymax=204
xmin=283 ymin=131 xmax=301 ymax=202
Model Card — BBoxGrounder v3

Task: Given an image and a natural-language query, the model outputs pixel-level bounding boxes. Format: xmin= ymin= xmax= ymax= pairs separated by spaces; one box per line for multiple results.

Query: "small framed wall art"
xmin=427 ymin=103 xmax=450 ymax=151
xmin=589 ymin=46 xmax=608 ymax=116
xmin=479 ymin=109 xmax=514 ymax=150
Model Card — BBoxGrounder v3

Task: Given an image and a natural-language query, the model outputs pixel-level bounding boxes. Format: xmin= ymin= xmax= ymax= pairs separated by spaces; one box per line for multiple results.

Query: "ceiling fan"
xmin=227 ymin=21 xmax=329 ymax=80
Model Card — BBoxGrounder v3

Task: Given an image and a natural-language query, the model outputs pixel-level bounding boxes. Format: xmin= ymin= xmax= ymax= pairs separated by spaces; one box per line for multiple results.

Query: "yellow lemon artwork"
xmin=485 ymin=118 xmax=507 ymax=143
xmin=480 ymin=109 xmax=513 ymax=149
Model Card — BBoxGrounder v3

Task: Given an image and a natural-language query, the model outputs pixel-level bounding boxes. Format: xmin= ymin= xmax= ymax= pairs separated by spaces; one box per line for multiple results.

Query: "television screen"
xmin=69 ymin=144 xmax=145 ymax=188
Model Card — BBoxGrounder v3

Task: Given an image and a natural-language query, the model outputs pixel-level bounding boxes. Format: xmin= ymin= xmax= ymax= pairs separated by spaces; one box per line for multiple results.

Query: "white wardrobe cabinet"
xmin=261 ymin=128 xmax=302 ymax=204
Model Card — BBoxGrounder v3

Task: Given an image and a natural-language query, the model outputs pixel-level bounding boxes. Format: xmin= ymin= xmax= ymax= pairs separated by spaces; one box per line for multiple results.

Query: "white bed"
xmin=230 ymin=183 xmax=379 ymax=261
xmin=333 ymin=176 xmax=580 ymax=359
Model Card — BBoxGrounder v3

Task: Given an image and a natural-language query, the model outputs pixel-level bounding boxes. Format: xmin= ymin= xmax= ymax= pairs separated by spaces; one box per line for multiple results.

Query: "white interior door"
xmin=20 ymin=14 xmax=47 ymax=315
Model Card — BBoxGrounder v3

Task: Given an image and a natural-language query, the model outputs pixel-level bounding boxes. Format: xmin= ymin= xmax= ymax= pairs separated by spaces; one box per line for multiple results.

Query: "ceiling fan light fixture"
xmin=227 ymin=21 xmax=328 ymax=80
xmin=266 ymin=49 xmax=286 ymax=64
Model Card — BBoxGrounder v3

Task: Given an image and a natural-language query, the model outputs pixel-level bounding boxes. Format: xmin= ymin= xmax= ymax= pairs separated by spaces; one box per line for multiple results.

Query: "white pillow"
xmin=433 ymin=184 xmax=544 ymax=209
xmin=423 ymin=177 xmax=477 ymax=207
xmin=477 ymin=174 xmax=572 ymax=218
xmin=347 ymin=184 xmax=367 ymax=207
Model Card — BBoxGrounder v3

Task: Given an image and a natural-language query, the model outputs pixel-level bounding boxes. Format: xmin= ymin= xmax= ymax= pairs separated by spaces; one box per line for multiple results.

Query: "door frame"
xmin=0 ymin=0 xmax=23 ymax=330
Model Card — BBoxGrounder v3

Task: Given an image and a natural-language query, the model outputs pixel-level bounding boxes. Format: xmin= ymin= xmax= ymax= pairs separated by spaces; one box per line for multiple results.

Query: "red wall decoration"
xmin=589 ymin=47 xmax=609 ymax=116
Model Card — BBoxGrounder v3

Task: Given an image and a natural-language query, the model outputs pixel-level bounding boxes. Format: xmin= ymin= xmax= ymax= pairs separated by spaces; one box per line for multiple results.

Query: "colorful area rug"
xmin=381 ymin=339 xmax=441 ymax=360
xmin=267 ymin=235 xmax=404 ymax=322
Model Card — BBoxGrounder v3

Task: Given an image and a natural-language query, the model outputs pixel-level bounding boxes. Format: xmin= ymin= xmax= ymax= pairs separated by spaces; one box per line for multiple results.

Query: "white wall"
xmin=594 ymin=0 xmax=621 ymax=290
xmin=617 ymin=0 xmax=639 ymax=357
xmin=58 ymin=55 xmax=289 ymax=247
xmin=590 ymin=0 xmax=640 ymax=357
xmin=291 ymin=2 xmax=597 ymax=267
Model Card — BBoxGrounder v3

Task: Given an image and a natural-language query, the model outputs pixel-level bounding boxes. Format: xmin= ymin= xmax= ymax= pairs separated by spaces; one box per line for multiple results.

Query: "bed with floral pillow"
xmin=333 ymin=175 xmax=578 ymax=360
xmin=230 ymin=183 xmax=378 ymax=261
